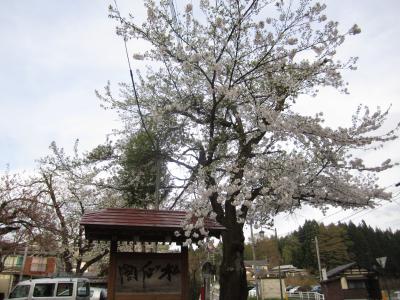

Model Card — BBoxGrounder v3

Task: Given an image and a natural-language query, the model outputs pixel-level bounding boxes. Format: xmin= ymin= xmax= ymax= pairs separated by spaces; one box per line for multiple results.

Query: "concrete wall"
xmin=260 ymin=278 xmax=286 ymax=299
xmin=0 ymin=275 xmax=13 ymax=298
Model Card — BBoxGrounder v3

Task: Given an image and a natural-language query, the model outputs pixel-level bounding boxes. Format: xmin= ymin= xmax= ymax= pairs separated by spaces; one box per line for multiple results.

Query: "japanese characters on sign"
xmin=116 ymin=254 xmax=181 ymax=293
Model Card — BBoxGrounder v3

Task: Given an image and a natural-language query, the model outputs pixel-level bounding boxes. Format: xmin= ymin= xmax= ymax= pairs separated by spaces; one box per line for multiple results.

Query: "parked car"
xmin=288 ymin=286 xmax=301 ymax=293
xmin=298 ymin=285 xmax=311 ymax=292
xmin=90 ymin=287 xmax=107 ymax=300
xmin=285 ymin=285 xmax=293 ymax=292
xmin=393 ymin=290 xmax=400 ymax=300
xmin=7 ymin=277 xmax=90 ymax=300
xmin=310 ymin=285 xmax=322 ymax=293
xmin=248 ymin=287 xmax=257 ymax=297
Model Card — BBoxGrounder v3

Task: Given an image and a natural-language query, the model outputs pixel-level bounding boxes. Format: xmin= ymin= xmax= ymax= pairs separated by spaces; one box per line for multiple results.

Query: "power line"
xmin=112 ymin=0 xmax=157 ymax=151
xmin=316 ymin=182 xmax=400 ymax=224
xmin=317 ymin=208 xmax=345 ymax=222
xmin=391 ymin=199 xmax=400 ymax=209
xmin=112 ymin=0 xmax=162 ymax=209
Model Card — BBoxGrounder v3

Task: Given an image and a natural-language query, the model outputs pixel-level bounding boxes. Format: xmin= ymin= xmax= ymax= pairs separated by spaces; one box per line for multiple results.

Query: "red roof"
xmin=80 ymin=208 xmax=224 ymax=243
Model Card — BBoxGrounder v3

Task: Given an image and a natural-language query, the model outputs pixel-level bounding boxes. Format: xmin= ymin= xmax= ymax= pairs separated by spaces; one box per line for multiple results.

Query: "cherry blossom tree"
xmin=23 ymin=142 xmax=112 ymax=275
xmin=0 ymin=172 xmax=37 ymax=237
xmin=0 ymin=171 xmax=49 ymax=272
xmin=102 ymin=1 xmax=399 ymax=299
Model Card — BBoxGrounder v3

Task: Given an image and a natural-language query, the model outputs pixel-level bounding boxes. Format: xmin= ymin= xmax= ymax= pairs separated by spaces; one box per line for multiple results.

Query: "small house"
xmin=244 ymin=260 xmax=268 ymax=281
xmin=0 ymin=251 xmax=57 ymax=298
xmin=321 ymin=262 xmax=381 ymax=300
xmin=270 ymin=264 xmax=309 ymax=277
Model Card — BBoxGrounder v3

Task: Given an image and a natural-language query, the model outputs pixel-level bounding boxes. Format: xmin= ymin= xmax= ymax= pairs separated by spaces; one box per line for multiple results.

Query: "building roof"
xmin=80 ymin=208 xmax=225 ymax=243
xmin=271 ymin=264 xmax=297 ymax=271
xmin=244 ymin=260 xmax=268 ymax=267
xmin=324 ymin=262 xmax=378 ymax=283
xmin=326 ymin=262 xmax=356 ymax=278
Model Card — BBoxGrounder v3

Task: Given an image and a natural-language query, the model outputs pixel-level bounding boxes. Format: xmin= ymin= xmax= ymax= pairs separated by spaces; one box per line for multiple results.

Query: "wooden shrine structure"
xmin=81 ymin=208 xmax=224 ymax=300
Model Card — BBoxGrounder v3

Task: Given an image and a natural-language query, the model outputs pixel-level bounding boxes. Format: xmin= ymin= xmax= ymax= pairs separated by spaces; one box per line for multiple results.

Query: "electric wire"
xmin=276 ymin=194 xmax=400 ymax=238
xmin=276 ymin=190 xmax=398 ymax=238
xmin=315 ymin=182 xmax=400 ymax=224
xmin=112 ymin=0 xmax=157 ymax=151
xmin=112 ymin=0 xmax=162 ymax=208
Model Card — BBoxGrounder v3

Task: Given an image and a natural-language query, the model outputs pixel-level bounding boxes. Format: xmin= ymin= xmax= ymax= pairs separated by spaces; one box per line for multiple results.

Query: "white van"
xmin=7 ymin=278 xmax=90 ymax=300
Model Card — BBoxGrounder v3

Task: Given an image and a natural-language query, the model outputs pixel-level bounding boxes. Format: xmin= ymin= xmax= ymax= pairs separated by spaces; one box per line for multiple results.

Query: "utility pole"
xmin=315 ymin=236 xmax=322 ymax=282
xmin=155 ymin=154 xmax=161 ymax=210
xmin=275 ymin=228 xmax=283 ymax=300
xmin=376 ymin=257 xmax=391 ymax=300
xmin=249 ymin=222 xmax=260 ymax=300
xmin=250 ymin=222 xmax=257 ymax=263
xmin=19 ymin=245 xmax=28 ymax=281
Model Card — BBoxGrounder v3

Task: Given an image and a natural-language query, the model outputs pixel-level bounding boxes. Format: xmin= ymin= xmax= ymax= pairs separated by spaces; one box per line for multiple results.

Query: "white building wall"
xmin=260 ymin=278 xmax=286 ymax=299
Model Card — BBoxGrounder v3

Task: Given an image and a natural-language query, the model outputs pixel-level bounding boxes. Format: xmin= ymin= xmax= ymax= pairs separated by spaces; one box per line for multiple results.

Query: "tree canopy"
xmin=0 ymin=171 xmax=49 ymax=272
xmin=103 ymin=0 xmax=398 ymax=235
xmin=98 ymin=1 xmax=399 ymax=299
xmin=277 ymin=220 xmax=400 ymax=276
xmin=0 ymin=142 xmax=113 ymax=275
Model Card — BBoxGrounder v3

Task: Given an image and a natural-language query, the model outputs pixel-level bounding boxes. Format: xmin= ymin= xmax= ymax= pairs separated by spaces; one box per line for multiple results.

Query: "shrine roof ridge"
xmin=80 ymin=208 xmax=225 ymax=231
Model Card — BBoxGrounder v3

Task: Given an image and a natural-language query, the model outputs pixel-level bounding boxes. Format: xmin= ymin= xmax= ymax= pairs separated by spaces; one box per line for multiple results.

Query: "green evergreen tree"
xmin=117 ymin=131 xmax=169 ymax=208
xmin=281 ymin=235 xmax=301 ymax=266
xmin=346 ymin=222 xmax=370 ymax=267
xmin=296 ymin=220 xmax=320 ymax=271
xmin=318 ymin=223 xmax=351 ymax=269
xmin=345 ymin=221 xmax=400 ymax=276
xmin=278 ymin=220 xmax=400 ymax=275
xmin=87 ymin=129 xmax=170 ymax=209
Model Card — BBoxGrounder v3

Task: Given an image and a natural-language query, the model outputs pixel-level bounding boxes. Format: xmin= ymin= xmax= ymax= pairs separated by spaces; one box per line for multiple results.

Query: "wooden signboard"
xmin=116 ymin=253 xmax=181 ymax=293
xmin=108 ymin=247 xmax=188 ymax=300
xmin=80 ymin=209 xmax=223 ymax=300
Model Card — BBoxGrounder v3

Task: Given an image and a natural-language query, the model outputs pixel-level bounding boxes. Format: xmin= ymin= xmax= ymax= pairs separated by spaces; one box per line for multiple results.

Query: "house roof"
xmin=324 ymin=262 xmax=378 ymax=283
xmin=244 ymin=260 xmax=268 ymax=267
xmin=271 ymin=264 xmax=296 ymax=271
xmin=80 ymin=208 xmax=225 ymax=243
xmin=326 ymin=262 xmax=356 ymax=278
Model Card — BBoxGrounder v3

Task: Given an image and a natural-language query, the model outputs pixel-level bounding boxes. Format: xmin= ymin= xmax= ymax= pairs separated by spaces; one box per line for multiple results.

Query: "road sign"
xmin=376 ymin=257 xmax=387 ymax=268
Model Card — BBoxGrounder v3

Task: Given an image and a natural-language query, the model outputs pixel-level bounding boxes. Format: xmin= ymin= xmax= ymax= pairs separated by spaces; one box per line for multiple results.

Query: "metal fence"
xmin=287 ymin=292 xmax=325 ymax=300
xmin=209 ymin=287 xmax=325 ymax=300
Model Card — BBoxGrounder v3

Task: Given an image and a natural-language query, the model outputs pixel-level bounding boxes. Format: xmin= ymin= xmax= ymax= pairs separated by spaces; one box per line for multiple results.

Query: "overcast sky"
xmin=1 ymin=0 xmax=399 ymax=236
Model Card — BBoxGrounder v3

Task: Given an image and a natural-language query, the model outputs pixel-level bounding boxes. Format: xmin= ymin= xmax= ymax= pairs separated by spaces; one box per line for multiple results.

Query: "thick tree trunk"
xmin=62 ymin=249 xmax=73 ymax=274
xmin=219 ymin=222 xmax=248 ymax=300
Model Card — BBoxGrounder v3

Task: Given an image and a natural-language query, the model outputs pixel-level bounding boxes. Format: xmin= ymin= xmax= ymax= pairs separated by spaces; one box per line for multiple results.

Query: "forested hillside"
xmin=245 ymin=220 xmax=400 ymax=275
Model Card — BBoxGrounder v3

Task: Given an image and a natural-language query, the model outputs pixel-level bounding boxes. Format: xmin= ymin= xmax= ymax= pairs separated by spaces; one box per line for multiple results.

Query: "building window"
xmin=31 ymin=257 xmax=47 ymax=272
xmin=3 ymin=256 xmax=23 ymax=269
xmin=16 ymin=255 xmax=23 ymax=267
xmin=347 ymin=280 xmax=366 ymax=289
xmin=4 ymin=256 xmax=15 ymax=268
xmin=4 ymin=256 xmax=13 ymax=268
